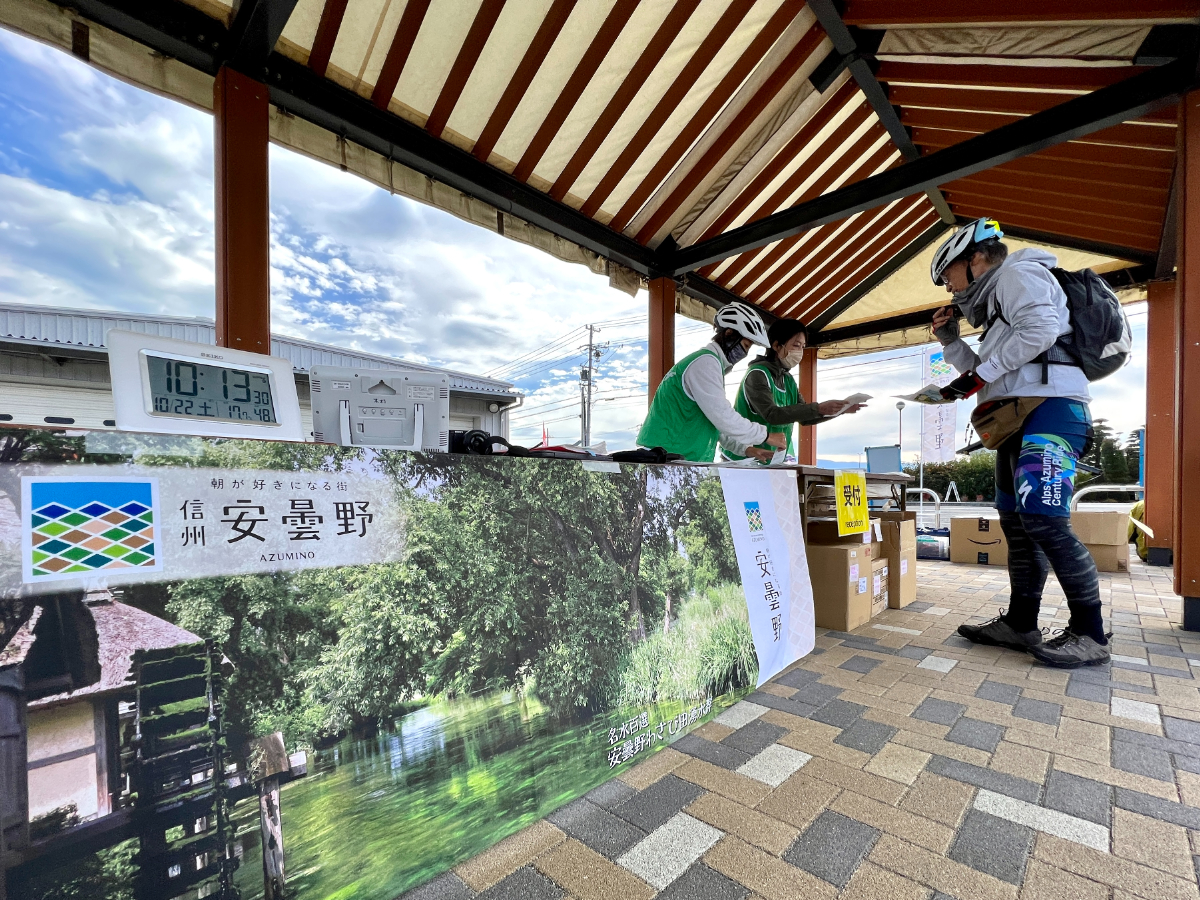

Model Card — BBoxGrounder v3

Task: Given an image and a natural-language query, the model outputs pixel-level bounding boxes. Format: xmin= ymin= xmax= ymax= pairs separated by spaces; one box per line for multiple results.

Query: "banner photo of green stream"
xmin=0 ymin=429 xmax=760 ymax=900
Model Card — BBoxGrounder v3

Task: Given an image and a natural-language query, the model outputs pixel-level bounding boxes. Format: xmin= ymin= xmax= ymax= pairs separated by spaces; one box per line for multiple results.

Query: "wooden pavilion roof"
xmin=3 ymin=0 xmax=1197 ymax=349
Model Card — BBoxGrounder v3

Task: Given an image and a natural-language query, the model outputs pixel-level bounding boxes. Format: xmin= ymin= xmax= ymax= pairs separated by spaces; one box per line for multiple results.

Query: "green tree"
xmin=904 ymin=450 xmax=997 ymax=502
xmin=1100 ymin=438 xmax=1130 ymax=484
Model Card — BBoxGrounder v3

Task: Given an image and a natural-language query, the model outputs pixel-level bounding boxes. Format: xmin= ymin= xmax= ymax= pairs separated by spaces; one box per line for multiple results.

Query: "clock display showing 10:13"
xmin=146 ymin=354 xmax=278 ymax=424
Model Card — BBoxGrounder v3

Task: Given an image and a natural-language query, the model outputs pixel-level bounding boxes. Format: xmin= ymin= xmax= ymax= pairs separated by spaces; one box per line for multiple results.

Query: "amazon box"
xmin=1085 ymin=541 xmax=1130 ymax=573
xmin=950 ymin=516 xmax=1008 ymax=567
xmin=1072 ymin=510 xmax=1127 ymax=546
xmin=807 ymin=544 xmax=874 ymax=631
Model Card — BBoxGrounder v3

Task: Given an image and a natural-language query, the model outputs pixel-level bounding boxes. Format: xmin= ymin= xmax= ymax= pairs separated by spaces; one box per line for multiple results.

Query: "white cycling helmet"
xmin=714 ymin=303 xmax=769 ymax=347
xmin=930 ymin=217 xmax=1004 ymax=286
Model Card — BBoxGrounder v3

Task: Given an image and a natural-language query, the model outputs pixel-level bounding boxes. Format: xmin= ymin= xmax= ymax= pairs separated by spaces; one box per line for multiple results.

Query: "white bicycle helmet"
xmin=930 ymin=217 xmax=1004 ymax=286
xmin=714 ymin=303 xmax=769 ymax=347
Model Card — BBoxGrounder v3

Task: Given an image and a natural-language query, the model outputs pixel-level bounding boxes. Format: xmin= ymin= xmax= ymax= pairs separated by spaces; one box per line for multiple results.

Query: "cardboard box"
xmin=807 ymin=544 xmax=874 ymax=631
xmin=889 ymin=548 xmax=918 ymax=608
xmin=871 ymin=557 xmax=889 ymax=619
xmin=1072 ymin=510 xmax=1127 ymax=546
xmin=1086 ymin=541 xmax=1130 ymax=573
xmin=807 ymin=517 xmax=873 ymax=546
xmin=882 ymin=518 xmax=917 ymax=554
xmin=950 ymin=516 xmax=1008 ymax=567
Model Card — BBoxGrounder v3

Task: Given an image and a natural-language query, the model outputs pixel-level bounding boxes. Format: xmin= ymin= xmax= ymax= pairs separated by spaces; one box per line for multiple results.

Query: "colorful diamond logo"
xmin=23 ymin=478 xmax=161 ymax=583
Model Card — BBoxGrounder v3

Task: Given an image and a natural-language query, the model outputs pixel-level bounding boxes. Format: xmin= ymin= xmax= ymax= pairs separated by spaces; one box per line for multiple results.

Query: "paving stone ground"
xmin=402 ymin=558 xmax=1200 ymax=900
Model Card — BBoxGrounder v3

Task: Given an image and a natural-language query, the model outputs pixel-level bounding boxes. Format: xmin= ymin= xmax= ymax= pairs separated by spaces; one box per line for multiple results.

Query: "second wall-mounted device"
xmin=310 ymin=366 xmax=450 ymax=452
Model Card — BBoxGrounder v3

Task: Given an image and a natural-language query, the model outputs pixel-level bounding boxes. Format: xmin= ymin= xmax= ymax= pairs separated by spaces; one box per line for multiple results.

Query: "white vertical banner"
xmin=921 ymin=349 xmax=958 ymax=464
xmin=718 ymin=468 xmax=815 ymax=686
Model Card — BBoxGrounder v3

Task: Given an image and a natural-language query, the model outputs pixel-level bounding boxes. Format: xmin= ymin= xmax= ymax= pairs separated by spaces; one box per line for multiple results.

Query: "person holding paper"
xmin=722 ymin=319 xmax=866 ymax=463
xmin=638 ymin=304 xmax=786 ymax=462
xmin=928 ymin=217 xmax=1106 ymax=669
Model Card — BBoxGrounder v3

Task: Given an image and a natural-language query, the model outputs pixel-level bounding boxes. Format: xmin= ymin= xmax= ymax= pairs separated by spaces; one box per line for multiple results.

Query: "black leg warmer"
xmin=1019 ymin=514 xmax=1105 ymax=642
xmin=998 ymin=511 xmax=1049 ymax=633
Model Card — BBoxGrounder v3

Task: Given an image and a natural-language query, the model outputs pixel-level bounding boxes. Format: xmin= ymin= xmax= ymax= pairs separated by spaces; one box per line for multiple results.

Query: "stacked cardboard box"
xmin=806 ymin=542 xmax=876 ymax=631
xmin=1072 ymin=510 xmax=1130 ymax=573
xmin=950 ymin=517 xmax=1008 ymax=567
xmin=871 ymin=557 xmax=889 ymax=618
xmin=877 ymin=512 xmax=917 ymax=608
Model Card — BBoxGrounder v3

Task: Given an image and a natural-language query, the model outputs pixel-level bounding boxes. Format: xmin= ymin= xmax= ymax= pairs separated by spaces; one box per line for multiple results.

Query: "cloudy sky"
xmin=0 ymin=29 xmax=1148 ymax=461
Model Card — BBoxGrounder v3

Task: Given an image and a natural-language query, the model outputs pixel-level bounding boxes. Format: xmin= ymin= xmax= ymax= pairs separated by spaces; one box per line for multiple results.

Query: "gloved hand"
xmin=940 ymin=371 xmax=986 ymax=401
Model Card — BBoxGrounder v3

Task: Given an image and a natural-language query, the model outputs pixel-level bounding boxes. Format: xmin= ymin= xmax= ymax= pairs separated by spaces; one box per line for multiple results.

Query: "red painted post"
xmin=214 ymin=66 xmax=271 ymax=354
xmin=797 ymin=348 xmax=818 ymax=466
xmin=1145 ymin=280 xmax=1176 ymax=566
xmin=648 ymin=277 xmax=676 ymax=402
xmin=1176 ymin=90 xmax=1200 ymax=626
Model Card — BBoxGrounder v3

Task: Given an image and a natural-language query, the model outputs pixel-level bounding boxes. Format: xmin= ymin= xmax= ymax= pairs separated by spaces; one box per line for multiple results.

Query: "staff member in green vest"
xmin=723 ymin=319 xmax=866 ymax=462
xmin=637 ymin=304 xmax=785 ymax=462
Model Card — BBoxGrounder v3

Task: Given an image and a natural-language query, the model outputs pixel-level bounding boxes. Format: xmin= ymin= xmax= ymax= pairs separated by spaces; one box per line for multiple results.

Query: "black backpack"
xmin=1047 ymin=267 xmax=1132 ymax=382
xmin=985 ymin=267 xmax=1132 ymax=383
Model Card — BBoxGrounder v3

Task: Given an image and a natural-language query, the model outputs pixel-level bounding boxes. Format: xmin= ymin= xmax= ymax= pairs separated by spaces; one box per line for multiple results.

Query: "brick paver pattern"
xmin=401 ymin=559 xmax=1200 ymax=900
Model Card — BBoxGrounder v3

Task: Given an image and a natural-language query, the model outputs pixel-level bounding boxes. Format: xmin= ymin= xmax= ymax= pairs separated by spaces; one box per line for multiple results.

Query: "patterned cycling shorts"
xmin=994 ymin=398 xmax=1092 ymax=518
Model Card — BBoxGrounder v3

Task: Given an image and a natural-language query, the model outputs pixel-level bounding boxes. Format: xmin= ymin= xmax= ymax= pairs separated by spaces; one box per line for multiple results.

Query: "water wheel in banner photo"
xmin=129 ymin=640 xmax=239 ymax=900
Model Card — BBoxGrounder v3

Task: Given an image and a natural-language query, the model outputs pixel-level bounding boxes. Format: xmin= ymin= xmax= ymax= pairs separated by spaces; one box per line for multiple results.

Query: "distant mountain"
xmin=817 ymin=458 xmax=864 ymax=471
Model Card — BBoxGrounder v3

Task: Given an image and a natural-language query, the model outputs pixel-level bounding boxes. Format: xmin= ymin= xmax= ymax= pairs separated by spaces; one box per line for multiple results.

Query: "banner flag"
xmin=719 ymin=468 xmax=815 ymax=686
xmin=922 ymin=349 xmax=958 ymax=463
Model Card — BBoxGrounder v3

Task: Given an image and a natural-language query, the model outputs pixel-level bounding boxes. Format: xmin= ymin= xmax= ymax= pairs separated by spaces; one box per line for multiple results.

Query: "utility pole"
xmin=579 ymin=325 xmax=604 ymax=448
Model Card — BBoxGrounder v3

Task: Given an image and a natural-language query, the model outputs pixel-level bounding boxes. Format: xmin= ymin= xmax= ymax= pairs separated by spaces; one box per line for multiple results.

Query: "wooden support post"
xmin=259 ymin=776 xmax=284 ymax=899
xmin=797 ymin=348 xmax=818 ymax=466
xmin=214 ymin=66 xmax=271 ymax=354
xmin=0 ymin=666 xmax=28 ymax=900
xmin=648 ymin=277 xmax=676 ymax=402
xmin=1177 ymin=90 xmax=1200 ymax=627
xmin=1146 ymin=280 xmax=1177 ymax=566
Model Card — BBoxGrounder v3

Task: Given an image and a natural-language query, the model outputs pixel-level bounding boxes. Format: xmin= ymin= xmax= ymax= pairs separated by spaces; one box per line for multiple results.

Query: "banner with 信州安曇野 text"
xmin=20 ymin=467 xmax=400 ymax=585
xmin=834 ymin=469 xmax=869 ymax=536
xmin=718 ymin=467 xmax=815 ymax=686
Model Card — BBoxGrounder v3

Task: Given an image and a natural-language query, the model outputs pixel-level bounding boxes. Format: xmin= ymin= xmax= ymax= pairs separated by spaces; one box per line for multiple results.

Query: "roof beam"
xmin=901 ymin=108 xmax=1177 ymax=151
xmin=512 ymin=0 xmax=639 ymax=184
xmin=472 ymin=0 xmax=574 ymax=163
xmin=579 ymin=0 xmax=753 ymax=218
xmin=811 ymin=264 xmax=1157 ymax=346
xmin=983 ymin=222 xmax=1157 ymax=265
xmin=806 ymin=0 xmax=954 ymax=224
xmin=889 ymin=84 xmax=1177 ymax=123
xmin=224 ymin=0 xmax=300 ymax=74
xmin=606 ymin=0 xmax=804 ymax=233
xmin=724 ymin=134 xmax=898 ymax=292
xmin=667 ymin=56 xmax=1197 ymax=275
xmin=370 ymin=0 xmax=432 ymax=109
xmin=840 ymin=1 xmax=1200 ymax=27
xmin=680 ymin=274 xmax=777 ymax=323
xmin=876 ymin=61 xmax=1154 ymax=93
xmin=550 ymin=0 xmax=702 ymax=201
xmin=1157 ymin=165 xmax=1180 ymax=278
xmin=425 ymin=0 xmax=507 ymax=138
xmin=806 ymin=219 xmax=947 ymax=330
xmin=632 ymin=21 xmax=827 ymax=245
xmin=264 ymin=52 xmax=661 ymax=275
xmin=307 ymin=0 xmax=348 ymax=77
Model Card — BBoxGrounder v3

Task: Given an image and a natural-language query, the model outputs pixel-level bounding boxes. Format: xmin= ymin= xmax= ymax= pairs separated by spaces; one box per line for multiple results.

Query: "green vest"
xmin=637 ymin=348 xmax=724 ymax=462
xmin=723 ymin=362 xmax=799 ymax=462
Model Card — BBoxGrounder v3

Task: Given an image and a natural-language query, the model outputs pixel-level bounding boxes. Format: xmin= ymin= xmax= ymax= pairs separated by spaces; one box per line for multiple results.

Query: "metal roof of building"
xmin=0 ymin=302 xmax=519 ymax=396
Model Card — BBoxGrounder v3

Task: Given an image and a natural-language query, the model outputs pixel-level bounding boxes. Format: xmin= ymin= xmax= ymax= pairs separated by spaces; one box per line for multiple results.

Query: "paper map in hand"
xmin=895 ymin=383 xmax=956 ymax=405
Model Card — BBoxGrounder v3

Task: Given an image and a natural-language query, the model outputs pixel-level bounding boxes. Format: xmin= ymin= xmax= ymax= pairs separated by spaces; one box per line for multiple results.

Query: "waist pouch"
xmin=970 ymin=397 xmax=1046 ymax=450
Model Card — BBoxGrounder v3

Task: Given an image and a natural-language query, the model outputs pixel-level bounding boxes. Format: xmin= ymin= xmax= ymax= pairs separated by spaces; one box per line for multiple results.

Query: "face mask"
xmin=724 ymin=341 xmax=748 ymax=366
xmin=780 ymin=349 xmax=804 ymax=369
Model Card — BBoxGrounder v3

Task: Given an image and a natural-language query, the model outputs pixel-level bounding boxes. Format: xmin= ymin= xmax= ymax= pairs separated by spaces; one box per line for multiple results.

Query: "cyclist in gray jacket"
xmin=930 ymin=218 xmax=1107 ymax=668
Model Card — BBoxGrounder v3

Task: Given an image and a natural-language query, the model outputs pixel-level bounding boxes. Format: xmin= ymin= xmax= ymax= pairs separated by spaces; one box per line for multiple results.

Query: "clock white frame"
xmin=107 ymin=329 xmax=305 ymax=441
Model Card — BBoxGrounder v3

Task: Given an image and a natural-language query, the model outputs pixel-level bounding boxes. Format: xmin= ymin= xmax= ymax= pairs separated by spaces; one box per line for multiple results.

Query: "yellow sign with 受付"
xmin=834 ymin=470 xmax=869 ymax=536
